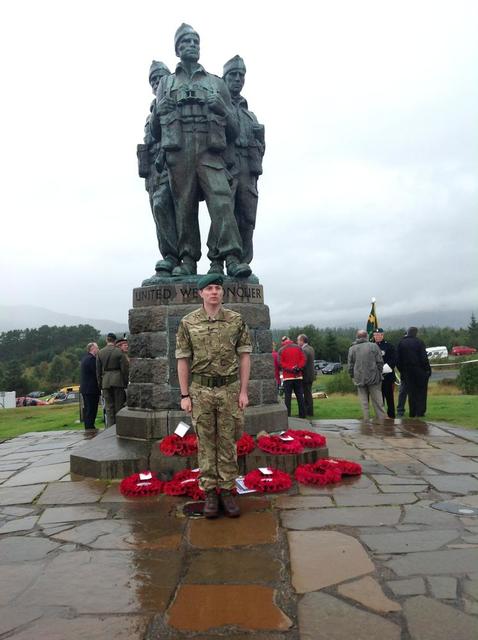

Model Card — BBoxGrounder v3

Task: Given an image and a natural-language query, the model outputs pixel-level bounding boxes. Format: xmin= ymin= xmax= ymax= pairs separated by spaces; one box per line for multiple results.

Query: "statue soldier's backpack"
xmin=136 ymin=144 xmax=150 ymax=178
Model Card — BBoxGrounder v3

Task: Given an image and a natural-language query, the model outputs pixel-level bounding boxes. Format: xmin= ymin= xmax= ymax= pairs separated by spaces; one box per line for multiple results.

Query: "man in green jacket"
xmin=96 ymin=333 xmax=129 ymax=427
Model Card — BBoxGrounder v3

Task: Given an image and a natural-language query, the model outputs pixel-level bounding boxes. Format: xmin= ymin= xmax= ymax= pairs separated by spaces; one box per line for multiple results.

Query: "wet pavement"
xmin=1 ymin=419 xmax=478 ymax=639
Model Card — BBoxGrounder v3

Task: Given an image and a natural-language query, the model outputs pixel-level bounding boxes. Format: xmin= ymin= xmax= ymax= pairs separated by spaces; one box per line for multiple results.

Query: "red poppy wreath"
xmin=159 ymin=433 xmax=198 ymax=457
xmin=163 ymin=468 xmax=205 ymax=501
xmin=283 ymin=429 xmax=327 ymax=448
xmin=236 ymin=433 xmax=256 ymax=456
xmin=120 ymin=471 xmax=164 ymax=497
xmin=295 ymin=460 xmax=343 ymax=486
xmin=244 ymin=468 xmax=292 ymax=493
xmin=257 ymin=434 xmax=304 ymax=455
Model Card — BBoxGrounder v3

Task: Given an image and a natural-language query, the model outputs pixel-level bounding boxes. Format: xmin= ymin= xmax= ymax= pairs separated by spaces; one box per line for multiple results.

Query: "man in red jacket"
xmin=278 ymin=336 xmax=306 ymax=419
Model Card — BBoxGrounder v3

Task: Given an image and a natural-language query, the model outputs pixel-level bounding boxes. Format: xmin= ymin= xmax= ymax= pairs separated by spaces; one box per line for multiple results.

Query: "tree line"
xmin=0 ymin=324 xmax=101 ymax=396
xmin=273 ymin=314 xmax=478 ymax=363
xmin=1 ymin=316 xmax=477 ymax=396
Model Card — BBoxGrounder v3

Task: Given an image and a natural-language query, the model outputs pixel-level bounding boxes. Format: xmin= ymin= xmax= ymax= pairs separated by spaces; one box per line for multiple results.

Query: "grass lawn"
xmin=291 ymin=393 xmax=478 ymax=428
xmin=0 ymin=404 xmax=104 ymax=440
xmin=1 ymin=388 xmax=476 ymax=441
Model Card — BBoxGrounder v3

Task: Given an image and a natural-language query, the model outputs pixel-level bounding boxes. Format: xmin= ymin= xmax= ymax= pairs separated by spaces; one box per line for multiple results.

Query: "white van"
xmin=426 ymin=346 xmax=448 ymax=360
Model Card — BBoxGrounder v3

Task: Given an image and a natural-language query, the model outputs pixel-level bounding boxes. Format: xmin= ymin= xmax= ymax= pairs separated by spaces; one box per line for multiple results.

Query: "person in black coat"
xmin=373 ymin=328 xmax=396 ymax=418
xmin=79 ymin=342 xmax=101 ymax=430
xmin=397 ymin=327 xmax=431 ymax=418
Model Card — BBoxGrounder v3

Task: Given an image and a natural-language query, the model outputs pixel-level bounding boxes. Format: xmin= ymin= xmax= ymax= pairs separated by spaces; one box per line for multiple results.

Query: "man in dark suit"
xmin=96 ymin=333 xmax=130 ymax=427
xmin=373 ymin=328 xmax=397 ymax=418
xmin=79 ymin=342 xmax=100 ymax=431
xmin=297 ymin=334 xmax=316 ymax=417
xmin=397 ymin=327 xmax=431 ymax=418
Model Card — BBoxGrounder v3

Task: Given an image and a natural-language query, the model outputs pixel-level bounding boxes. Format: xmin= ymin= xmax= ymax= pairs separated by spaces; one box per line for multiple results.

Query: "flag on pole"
xmin=366 ymin=298 xmax=378 ymax=339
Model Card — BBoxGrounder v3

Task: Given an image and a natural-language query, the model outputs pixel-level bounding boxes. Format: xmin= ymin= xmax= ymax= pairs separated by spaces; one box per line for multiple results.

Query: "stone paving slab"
xmin=404 ymin=595 xmax=478 ymax=639
xmin=360 ymin=529 xmax=459 ymax=553
xmin=337 ymin=575 xmax=401 ymax=612
xmin=333 ymin=492 xmax=418 ymax=506
xmin=189 ymin=511 xmax=278 ymax=548
xmin=282 ymin=505 xmax=401 ymax=529
xmin=288 ymin=531 xmax=374 ymax=592
xmin=38 ymin=505 xmax=109 ymax=524
xmin=2 ymin=462 xmax=70 ymax=486
xmin=0 ymin=484 xmax=46 ymax=505
xmin=185 ymin=548 xmax=283 ymax=583
xmin=298 ymin=591 xmax=401 ymax=640
xmin=14 ymin=549 xmax=182 ymax=614
xmin=386 ymin=548 xmax=478 ymax=576
xmin=5 ymin=615 xmax=152 ymax=640
xmin=1 ymin=420 xmax=478 ymax=639
xmin=387 ymin=577 xmax=426 ymax=596
xmin=37 ymin=479 xmax=108 ymax=504
xmin=167 ymin=584 xmax=292 ymax=631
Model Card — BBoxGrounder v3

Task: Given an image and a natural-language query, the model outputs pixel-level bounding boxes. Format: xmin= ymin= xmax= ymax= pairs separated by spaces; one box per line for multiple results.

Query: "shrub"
xmin=456 ymin=362 xmax=478 ymax=395
xmin=324 ymin=370 xmax=357 ymax=394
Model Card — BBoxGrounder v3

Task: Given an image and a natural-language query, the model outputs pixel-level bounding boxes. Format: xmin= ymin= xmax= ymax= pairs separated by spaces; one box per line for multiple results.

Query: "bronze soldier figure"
xmin=176 ymin=273 xmax=252 ymax=518
xmin=151 ymin=24 xmax=251 ymax=278
xmin=138 ymin=61 xmax=182 ymax=275
xmin=222 ymin=55 xmax=265 ymax=265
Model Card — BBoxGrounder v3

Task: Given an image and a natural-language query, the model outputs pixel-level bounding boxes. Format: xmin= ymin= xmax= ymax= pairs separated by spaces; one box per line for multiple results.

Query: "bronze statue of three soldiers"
xmin=138 ymin=24 xmax=265 ymax=280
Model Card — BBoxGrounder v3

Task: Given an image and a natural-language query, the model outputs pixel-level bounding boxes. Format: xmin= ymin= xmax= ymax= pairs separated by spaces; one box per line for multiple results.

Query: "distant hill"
xmin=0 ymin=305 xmax=128 ymax=335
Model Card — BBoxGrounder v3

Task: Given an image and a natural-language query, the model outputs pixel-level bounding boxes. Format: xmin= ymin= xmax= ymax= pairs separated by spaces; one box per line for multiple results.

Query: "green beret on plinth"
xmin=197 ymin=274 xmax=224 ymax=290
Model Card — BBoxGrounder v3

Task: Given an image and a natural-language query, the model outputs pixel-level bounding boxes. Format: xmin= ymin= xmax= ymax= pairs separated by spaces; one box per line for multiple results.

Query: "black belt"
xmin=191 ymin=373 xmax=238 ymax=388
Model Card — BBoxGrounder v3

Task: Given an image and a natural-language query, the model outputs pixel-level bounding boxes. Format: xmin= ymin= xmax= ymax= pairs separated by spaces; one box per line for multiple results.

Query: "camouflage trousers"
xmin=190 ymin=380 xmax=244 ymax=491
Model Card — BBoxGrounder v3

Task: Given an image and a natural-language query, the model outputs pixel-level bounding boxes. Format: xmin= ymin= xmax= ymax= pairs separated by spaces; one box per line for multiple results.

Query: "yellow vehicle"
xmin=59 ymin=385 xmax=80 ymax=394
xmin=47 ymin=385 xmax=81 ymax=404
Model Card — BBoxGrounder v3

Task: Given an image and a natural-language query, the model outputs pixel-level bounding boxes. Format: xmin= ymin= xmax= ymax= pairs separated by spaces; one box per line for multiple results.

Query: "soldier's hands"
xmin=238 ymin=391 xmax=249 ymax=410
xmin=180 ymin=396 xmax=192 ymax=414
xmin=207 ymin=93 xmax=226 ymax=116
xmin=157 ymin=96 xmax=176 ymax=116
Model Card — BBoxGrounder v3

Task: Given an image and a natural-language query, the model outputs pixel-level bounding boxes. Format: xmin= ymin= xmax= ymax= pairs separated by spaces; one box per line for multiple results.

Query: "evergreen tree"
xmin=468 ymin=313 xmax=478 ymax=349
xmin=3 ymin=361 xmax=28 ymax=395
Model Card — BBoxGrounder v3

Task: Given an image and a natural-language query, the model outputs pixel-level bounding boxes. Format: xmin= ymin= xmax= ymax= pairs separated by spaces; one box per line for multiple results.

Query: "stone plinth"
xmin=117 ymin=280 xmax=287 ymax=440
xmin=72 ymin=279 xmax=288 ymax=478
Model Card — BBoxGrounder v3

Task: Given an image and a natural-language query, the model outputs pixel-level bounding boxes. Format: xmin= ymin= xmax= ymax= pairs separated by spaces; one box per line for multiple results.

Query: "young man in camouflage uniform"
xmin=176 ymin=273 xmax=252 ymax=518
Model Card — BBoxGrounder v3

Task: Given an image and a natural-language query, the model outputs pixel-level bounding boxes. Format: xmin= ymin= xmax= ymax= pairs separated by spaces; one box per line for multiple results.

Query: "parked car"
xmin=322 ymin=362 xmax=343 ymax=375
xmin=48 ymin=391 xmax=81 ymax=404
xmin=451 ymin=346 xmax=477 ymax=356
xmin=16 ymin=397 xmax=48 ymax=407
xmin=426 ymin=346 xmax=448 ymax=360
xmin=314 ymin=360 xmax=328 ymax=371
xmin=27 ymin=391 xmax=46 ymax=398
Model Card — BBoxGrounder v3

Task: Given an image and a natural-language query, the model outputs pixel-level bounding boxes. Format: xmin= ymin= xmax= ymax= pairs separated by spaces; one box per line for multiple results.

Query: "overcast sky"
xmin=1 ymin=0 xmax=477 ymax=328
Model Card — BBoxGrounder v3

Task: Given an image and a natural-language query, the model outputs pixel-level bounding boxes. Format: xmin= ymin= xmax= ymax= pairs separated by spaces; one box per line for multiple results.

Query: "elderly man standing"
xmin=348 ymin=329 xmax=386 ymax=421
xmin=151 ymin=24 xmax=251 ymax=278
xmin=80 ymin=342 xmax=100 ymax=432
xmin=176 ymin=273 xmax=252 ymax=519
xmin=397 ymin=327 xmax=431 ymax=417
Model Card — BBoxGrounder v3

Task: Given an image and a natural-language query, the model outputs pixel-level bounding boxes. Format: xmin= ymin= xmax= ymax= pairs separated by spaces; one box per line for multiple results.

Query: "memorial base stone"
xmin=71 ymin=280 xmax=288 ymax=479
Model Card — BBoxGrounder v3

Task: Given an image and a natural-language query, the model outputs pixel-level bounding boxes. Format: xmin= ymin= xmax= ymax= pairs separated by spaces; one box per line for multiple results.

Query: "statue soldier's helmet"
xmin=174 ymin=23 xmax=200 ymax=54
xmin=149 ymin=60 xmax=171 ymax=82
xmin=223 ymin=55 xmax=247 ymax=78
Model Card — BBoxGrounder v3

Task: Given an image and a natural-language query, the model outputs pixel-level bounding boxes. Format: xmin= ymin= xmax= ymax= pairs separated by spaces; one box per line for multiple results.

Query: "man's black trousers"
xmin=283 ymin=379 xmax=306 ymax=419
xmin=82 ymin=393 xmax=100 ymax=429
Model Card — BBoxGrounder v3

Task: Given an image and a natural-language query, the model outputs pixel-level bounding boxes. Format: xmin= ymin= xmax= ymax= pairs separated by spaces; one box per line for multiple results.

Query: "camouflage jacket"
xmin=175 ymin=306 xmax=252 ymax=376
